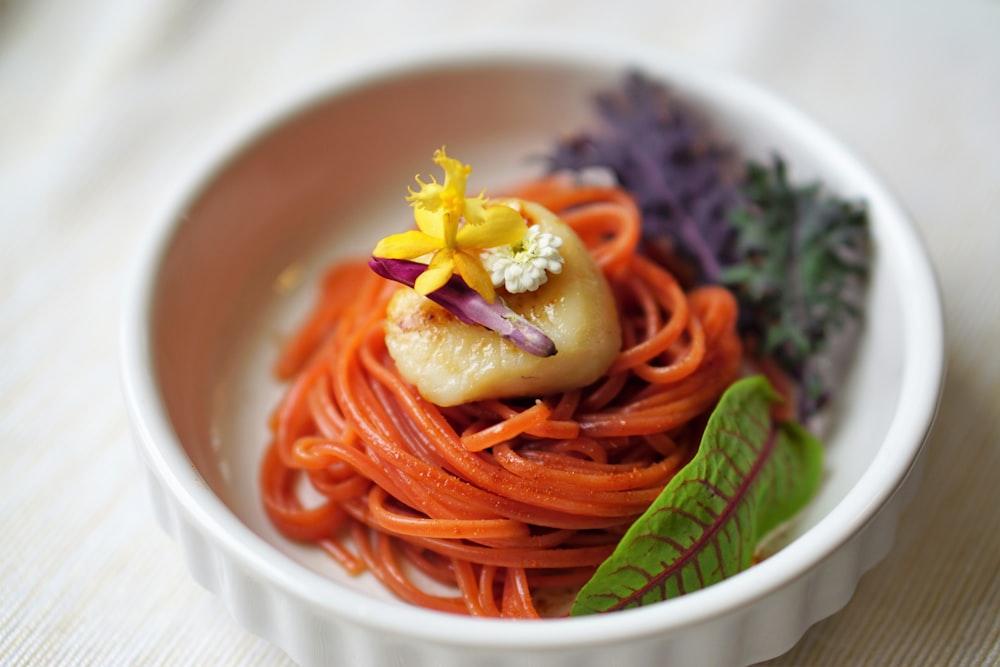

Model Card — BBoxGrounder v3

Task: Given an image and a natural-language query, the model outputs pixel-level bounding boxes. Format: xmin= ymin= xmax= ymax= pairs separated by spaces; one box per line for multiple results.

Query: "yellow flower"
xmin=372 ymin=148 xmax=526 ymax=302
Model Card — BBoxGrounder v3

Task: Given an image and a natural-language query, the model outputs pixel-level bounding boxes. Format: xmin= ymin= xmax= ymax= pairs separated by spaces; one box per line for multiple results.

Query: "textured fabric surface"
xmin=1 ymin=0 xmax=998 ymax=665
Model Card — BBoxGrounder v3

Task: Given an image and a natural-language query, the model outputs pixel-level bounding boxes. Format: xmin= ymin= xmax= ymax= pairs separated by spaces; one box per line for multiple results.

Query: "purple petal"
xmin=369 ymin=257 xmax=557 ymax=357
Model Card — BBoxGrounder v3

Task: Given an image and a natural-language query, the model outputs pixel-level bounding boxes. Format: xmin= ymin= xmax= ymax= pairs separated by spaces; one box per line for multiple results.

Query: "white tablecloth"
xmin=2 ymin=0 xmax=998 ymax=664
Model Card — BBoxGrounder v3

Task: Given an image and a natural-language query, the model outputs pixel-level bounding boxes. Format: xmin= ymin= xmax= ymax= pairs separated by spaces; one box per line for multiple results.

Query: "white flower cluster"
xmin=483 ymin=225 xmax=565 ymax=294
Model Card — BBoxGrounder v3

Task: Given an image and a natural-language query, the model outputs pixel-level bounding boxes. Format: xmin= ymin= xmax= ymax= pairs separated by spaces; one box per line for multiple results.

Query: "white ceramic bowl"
xmin=120 ymin=37 xmax=943 ymax=667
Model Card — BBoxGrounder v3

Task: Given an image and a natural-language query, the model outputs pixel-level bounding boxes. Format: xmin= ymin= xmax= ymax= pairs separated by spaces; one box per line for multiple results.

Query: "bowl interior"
xmin=149 ymin=53 xmax=916 ymax=610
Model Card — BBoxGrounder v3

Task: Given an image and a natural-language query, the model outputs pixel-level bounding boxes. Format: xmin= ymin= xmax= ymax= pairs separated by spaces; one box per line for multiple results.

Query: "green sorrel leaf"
xmin=570 ymin=375 xmax=823 ymax=615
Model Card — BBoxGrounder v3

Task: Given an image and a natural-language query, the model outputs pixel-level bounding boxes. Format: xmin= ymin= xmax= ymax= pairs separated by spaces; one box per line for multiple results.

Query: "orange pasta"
xmin=261 ymin=177 xmax=742 ymax=617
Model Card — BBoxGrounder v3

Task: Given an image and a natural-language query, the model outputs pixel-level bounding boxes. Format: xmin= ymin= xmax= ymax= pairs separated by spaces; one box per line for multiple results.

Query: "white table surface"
xmin=2 ymin=0 xmax=998 ymax=664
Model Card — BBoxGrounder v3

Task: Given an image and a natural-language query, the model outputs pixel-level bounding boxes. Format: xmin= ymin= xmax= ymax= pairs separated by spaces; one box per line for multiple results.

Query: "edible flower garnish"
xmin=483 ymin=224 xmax=565 ymax=294
xmin=372 ymin=148 xmax=527 ymax=302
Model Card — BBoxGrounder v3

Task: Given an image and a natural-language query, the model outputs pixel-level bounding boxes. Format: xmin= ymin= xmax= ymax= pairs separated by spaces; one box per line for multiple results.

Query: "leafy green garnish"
xmin=723 ymin=157 xmax=870 ymax=418
xmin=547 ymin=70 xmax=743 ymax=284
xmin=548 ymin=74 xmax=872 ymax=423
xmin=571 ymin=376 xmax=823 ymax=615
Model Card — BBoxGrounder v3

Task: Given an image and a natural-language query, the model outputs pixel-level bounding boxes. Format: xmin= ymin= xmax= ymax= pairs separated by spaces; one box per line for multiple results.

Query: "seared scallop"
xmin=384 ymin=202 xmax=621 ymax=406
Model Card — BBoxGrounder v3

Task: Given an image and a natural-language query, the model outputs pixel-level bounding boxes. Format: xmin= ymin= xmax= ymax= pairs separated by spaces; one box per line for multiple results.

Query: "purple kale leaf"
xmin=722 ymin=157 xmax=871 ymax=421
xmin=547 ymin=70 xmax=744 ymax=283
